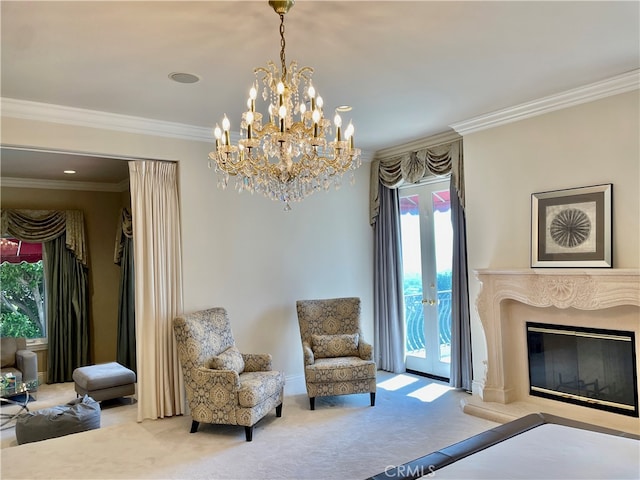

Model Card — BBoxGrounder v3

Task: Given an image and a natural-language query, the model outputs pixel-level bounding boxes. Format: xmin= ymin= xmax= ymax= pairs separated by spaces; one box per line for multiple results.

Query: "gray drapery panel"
xmin=373 ymin=184 xmax=406 ymax=373
xmin=1 ymin=209 xmax=90 ymax=383
xmin=44 ymin=235 xmax=90 ymax=383
xmin=115 ymin=207 xmax=136 ymax=373
xmin=449 ymin=179 xmax=472 ymax=391
xmin=370 ymin=140 xmax=462 ymax=225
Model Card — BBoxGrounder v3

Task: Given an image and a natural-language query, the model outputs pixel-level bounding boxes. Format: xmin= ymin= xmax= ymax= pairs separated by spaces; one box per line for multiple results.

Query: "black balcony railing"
xmin=404 ymin=291 xmax=452 ymax=354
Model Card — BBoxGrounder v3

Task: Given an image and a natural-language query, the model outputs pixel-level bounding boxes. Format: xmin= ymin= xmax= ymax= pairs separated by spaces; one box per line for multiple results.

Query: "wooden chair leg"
xmin=190 ymin=420 xmax=199 ymax=433
xmin=245 ymin=425 xmax=254 ymax=442
xmin=309 ymin=397 xmax=315 ymax=410
xmin=370 ymin=392 xmax=376 ymax=406
xmin=276 ymin=403 xmax=283 ymax=417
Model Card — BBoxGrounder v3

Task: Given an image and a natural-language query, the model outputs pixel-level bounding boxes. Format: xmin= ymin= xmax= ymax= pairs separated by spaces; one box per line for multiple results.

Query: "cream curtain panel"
xmin=129 ymin=161 xmax=185 ymax=421
xmin=370 ymin=139 xmax=464 ymax=225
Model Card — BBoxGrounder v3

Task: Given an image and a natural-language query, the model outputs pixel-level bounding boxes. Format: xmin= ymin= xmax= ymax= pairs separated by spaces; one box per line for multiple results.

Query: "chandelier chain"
xmin=279 ymin=14 xmax=287 ymax=81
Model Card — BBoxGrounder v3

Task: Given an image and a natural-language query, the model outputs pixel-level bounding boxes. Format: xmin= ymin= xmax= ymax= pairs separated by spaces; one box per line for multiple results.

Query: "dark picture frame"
xmin=531 ymin=184 xmax=612 ymax=267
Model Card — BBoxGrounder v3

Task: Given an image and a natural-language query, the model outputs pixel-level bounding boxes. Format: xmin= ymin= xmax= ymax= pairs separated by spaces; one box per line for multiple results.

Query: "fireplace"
xmin=465 ymin=269 xmax=640 ymax=433
xmin=526 ymin=322 xmax=638 ymax=417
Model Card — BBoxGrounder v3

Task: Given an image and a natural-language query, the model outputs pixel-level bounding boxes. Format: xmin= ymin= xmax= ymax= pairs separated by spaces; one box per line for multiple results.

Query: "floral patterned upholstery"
xmin=296 ymin=297 xmax=376 ymax=410
xmin=173 ymin=308 xmax=285 ymax=441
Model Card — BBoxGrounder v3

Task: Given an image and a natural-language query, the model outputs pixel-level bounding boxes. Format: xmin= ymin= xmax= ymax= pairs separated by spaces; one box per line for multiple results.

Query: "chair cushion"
xmin=237 ymin=370 xmax=285 ymax=408
xmin=312 ymin=333 xmax=359 ymax=359
xmin=305 ymin=357 xmax=376 ymax=383
xmin=208 ymin=346 xmax=245 ymax=373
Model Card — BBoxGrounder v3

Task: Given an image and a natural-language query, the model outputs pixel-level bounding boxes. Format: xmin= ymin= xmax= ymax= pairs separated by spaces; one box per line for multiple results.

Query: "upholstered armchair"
xmin=1 ymin=337 xmax=38 ymax=390
xmin=296 ymin=297 xmax=376 ymax=410
xmin=173 ymin=308 xmax=285 ymax=441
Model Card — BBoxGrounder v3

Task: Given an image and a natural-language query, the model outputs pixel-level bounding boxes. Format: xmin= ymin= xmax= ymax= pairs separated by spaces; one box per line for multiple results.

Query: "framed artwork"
xmin=531 ymin=184 xmax=612 ymax=267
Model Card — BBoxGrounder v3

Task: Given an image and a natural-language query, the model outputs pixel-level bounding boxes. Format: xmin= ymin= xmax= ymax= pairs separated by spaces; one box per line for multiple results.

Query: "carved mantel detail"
xmin=474 ymin=269 xmax=640 ymax=405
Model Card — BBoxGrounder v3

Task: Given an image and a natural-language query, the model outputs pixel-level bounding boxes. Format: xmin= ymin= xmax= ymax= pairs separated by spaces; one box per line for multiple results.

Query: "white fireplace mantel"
xmin=471 ymin=269 xmax=640 ymax=433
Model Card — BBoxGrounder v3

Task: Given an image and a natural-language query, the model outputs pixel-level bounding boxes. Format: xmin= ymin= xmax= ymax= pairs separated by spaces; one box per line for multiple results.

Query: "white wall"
xmin=1 ymin=116 xmax=374 ymax=379
xmin=463 ymin=90 xmax=640 ymax=391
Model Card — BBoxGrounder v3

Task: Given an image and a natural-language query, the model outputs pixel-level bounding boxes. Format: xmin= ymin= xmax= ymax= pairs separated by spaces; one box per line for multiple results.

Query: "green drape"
xmin=1 ymin=208 xmax=90 ymax=384
xmin=115 ymin=207 xmax=136 ymax=373
xmin=44 ymin=235 xmax=90 ymax=383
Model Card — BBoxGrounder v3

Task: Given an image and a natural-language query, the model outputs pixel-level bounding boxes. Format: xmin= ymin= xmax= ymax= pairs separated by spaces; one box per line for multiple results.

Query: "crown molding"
xmin=1 ymin=97 xmax=213 ymax=142
xmin=450 ymin=69 xmax=640 ymax=136
xmin=0 ymin=97 xmax=375 ymax=162
xmin=1 ymin=176 xmax=128 ymax=192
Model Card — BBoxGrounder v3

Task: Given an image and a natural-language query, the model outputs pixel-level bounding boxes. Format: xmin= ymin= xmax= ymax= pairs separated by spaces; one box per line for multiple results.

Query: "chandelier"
xmin=208 ymin=0 xmax=361 ymax=210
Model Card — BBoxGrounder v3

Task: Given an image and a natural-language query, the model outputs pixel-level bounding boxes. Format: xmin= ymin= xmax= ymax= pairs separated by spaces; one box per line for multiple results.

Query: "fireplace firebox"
xmin=526 ymin=322 xmax=638 ymax=417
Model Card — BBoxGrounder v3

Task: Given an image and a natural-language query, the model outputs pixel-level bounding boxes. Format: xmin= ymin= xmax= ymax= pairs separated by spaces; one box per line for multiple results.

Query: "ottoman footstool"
xmin=73 ymin=362 xmax=136 ymax=402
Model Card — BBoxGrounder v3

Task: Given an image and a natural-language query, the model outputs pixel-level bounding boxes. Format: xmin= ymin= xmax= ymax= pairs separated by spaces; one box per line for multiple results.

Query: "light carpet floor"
xmin=0 ymin=372 xmax=499 ymax=480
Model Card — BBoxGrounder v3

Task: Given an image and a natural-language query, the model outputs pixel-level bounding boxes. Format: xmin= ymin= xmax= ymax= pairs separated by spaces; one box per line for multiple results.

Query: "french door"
xmin=399 ymin=179 xmax=452 ymax=379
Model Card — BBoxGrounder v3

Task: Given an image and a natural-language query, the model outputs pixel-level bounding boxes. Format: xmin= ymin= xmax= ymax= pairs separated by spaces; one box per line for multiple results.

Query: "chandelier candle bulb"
xmin=308 ymin=85 xmax=316 ymax=110
xmin=277 ymin=82 xmax=285 ymax=107
xmin=312 ymin=110 xmax=320 ymax=137
xmin=249 ymin=86 xmax=257 ymax=111
xmin=246 ymin=111 xmax=254 ymax=139
xmin=214 ymin=124 xmax=222 ymax=148
xmin=334 ymin=114 xmax=342 ymax=142
xmin=222 ymin=116 xmax=231 ymax=146
xmin=345 ymin=121 xmax=354 ymax=148
xmin=279 ymin=105 xmax=286 ymax=132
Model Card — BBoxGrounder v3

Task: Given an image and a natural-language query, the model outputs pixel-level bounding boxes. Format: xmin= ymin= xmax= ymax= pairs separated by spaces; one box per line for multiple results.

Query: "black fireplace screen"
xmin=526 ymin=322 xmax=638 ymax=417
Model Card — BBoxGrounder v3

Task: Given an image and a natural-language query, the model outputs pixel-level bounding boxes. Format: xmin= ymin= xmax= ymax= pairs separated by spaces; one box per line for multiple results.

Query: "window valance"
xmin=370 ymin=139 xmax=464 ymax=225
xmin=1 ymin=209 xmax=88 ymax=266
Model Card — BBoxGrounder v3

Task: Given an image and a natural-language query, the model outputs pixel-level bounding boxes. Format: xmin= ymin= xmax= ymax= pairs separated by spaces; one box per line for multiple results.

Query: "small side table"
xmin=1 ymin=380 xmax=38 ymax=428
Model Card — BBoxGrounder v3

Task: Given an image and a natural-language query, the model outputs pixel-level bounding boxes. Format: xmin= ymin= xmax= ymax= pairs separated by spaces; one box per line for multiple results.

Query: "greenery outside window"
xmin=0 ymin=238 xmax=46 ymax=343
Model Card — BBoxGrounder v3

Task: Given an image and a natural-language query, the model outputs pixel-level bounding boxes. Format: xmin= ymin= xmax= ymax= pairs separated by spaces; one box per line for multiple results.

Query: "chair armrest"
xmin=191 ymin=366 xmax=241 ymax=390
xmin=242 ymin=353 xmax=272 ymax=372
xmin=302 ymin=341 xmax=315 ymax=365
xmin=16 ymin=350 xmax=37 ymax=384
xmin=358 ymin=339 xmax=373 ymax=361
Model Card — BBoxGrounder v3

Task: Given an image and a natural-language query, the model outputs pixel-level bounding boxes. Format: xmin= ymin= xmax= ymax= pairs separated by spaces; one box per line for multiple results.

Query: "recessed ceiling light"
xmin=336 ymin=105 xmax=352 ymax=112
xmin=63 ymin=170 xmax=76 ymax=175
xmin=169 ymin=72 xmax=200 ymax=84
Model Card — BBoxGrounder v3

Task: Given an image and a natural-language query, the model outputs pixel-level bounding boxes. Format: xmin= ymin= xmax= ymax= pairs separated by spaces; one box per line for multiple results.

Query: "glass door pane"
xmin=400 ymin=179 xmax=452 ymax=379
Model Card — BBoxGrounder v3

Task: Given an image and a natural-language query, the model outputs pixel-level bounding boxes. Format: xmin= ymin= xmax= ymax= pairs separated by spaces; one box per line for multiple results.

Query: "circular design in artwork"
xmin=549 ymin=208 xmax=591 ymax=248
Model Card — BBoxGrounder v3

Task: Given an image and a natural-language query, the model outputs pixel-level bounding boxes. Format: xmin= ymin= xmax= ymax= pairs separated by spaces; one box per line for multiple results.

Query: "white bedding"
xmin=428 ymin=424 xmax=640 ymax=479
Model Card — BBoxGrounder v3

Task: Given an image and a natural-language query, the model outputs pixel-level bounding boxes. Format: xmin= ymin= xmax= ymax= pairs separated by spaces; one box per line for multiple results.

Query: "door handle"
xmin=421 ymin=299 xmax=436 ymax=306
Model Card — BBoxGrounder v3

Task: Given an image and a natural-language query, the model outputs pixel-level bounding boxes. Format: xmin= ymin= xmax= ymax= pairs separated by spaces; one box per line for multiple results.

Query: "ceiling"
xmin=1 ymin=1 xmax=638 ymax=186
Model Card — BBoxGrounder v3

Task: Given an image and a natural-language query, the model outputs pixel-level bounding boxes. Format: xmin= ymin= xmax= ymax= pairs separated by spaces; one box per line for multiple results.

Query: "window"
xmin=0 ymin=238 xmax=46 ymax=341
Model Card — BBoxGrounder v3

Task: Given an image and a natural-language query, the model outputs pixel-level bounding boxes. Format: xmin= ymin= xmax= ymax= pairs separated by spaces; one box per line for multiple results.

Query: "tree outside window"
xmin=0 ymin=238 xmax=45 ymax=339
